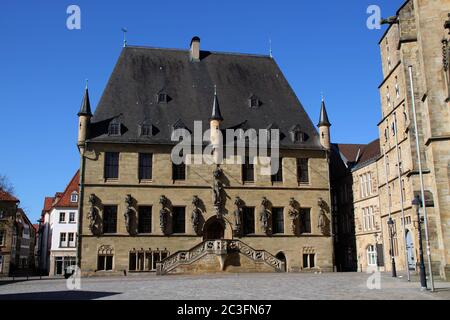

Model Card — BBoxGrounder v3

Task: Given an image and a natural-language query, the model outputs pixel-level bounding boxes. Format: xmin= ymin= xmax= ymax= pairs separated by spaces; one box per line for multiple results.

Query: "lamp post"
xmin=412 ymin=196 xmax=427 ymax=290
xmin=387 ymin=218 xmax=397 ymax=278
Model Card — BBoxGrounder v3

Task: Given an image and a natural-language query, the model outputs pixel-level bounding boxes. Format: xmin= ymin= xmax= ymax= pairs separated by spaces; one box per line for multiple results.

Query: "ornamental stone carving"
xmin=212 ymin=166 xmax=224 ymax=218
xmin=191 ymin=195 xmax=202 ymax=235
xmin=124 ymin=194 xmax=136 ymax=236
xmin=87 ymin=194 xmax=101 ymax=236
xmin=318 ymin=197 xmax=329 ymax=235
xmin=233 ymin=197 xmax=243 ymax=236
xmin=287 ymin=198 xmax=300 ymax=234
xmin=159 ymin=195 xmax=169 ymax=235
xmin=259 ymin=197 xmax=270 ymax=234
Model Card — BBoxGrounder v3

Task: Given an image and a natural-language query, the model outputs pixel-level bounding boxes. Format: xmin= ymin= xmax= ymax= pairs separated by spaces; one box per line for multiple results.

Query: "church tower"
xmin=318 ymin=97 xmax=331 ymax=150
xmin=77 ymin=85 xmax=92 ymax=154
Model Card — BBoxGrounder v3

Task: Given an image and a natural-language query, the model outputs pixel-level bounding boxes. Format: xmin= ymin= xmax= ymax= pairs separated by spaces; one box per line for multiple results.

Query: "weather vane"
xmin=122 ymin=28 xmax=128 ymax=47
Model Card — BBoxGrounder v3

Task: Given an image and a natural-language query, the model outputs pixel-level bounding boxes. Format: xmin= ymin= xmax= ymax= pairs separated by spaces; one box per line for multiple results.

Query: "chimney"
xmin=190 ymin=36 xmax=201 ymax=62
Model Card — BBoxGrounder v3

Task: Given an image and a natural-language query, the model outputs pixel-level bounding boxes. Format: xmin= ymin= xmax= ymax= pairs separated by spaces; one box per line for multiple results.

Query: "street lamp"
xmin=387 ymin=218 xmax=397 ymax=278
xmin=412 ymin=196 xmax=427 ymax=290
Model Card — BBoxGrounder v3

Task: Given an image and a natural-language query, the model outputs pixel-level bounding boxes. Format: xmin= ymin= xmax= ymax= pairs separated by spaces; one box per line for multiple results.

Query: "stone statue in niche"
xmin=317 ymin=197 xmax=328 ymax=235
xmin=124 ymin=194 xmax=135 ymax=235
xmin=233 ymin=197 xmax=243 ymax=235
xmin=87 ymin=194 xmax=101 ymax=235
xmin=159 ymin=195 xmax=169 ymax=234
xmin=287 ymin=197 xmax=300 ymax=234
xmin=212 ymin=166 xmax=224 ymax=217
xmin=191 ymin=195 xmax=202 ymax=235
xmin=259 ymin=197 xmax=270 ymax=234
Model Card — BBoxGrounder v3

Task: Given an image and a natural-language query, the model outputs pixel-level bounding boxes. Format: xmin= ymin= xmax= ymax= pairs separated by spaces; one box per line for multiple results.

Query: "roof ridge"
xmin=125 ymin=45 xmax=271 ymax=59
xmin=54 ymin=170 xmax=80 ymax=208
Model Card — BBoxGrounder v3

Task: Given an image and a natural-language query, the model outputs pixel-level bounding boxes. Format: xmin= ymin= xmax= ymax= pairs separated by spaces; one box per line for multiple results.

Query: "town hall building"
xmin=76 ymin=37 xmax=336 ymax=275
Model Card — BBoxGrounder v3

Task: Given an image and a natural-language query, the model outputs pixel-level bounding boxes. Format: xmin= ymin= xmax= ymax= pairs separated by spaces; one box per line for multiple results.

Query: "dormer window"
xmin=249 ymin=95 xmax=261 ymax=109
xmin=71 ymin=192 xmax=78 ymax=203
xmin=108 ymin=119 xmax=121 ymax=136
xmin=141 ymin=125 xmax=152 ymax=137
xmin=157 ymin=91 xmax=168 ymax=104
xmin=290 ymin=125 xmax=308 ymax=143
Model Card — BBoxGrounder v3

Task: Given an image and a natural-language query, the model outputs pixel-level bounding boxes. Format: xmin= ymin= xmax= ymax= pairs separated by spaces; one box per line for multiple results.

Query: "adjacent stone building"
xmin=376 ymin=0 xmax=450 ymax=279
xmin=76 ymin=37 xmax=335 ymax=275
xmin=0 ymin=189 xmax=20 ymax=276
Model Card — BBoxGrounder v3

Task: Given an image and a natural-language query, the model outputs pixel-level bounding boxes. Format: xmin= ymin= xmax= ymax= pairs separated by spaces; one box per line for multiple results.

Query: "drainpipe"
xmin=76 ymin=147 xmax=86 ymax=270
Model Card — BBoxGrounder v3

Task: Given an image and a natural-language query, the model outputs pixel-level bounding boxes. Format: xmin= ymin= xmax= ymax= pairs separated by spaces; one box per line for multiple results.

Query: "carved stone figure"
xmin=288 ymin=198 xmax=300 ymax=234
xmin=87 ymin=194 xmax=100 ymax=235
xmin=159 ymin=195 xmax=169 ymax=234
xmin=233 ymin=197 xmax=243 ymax=235
xmin=212 ymin=166 xmax=224 ymax=217
xmin=124 ymin=194 xmax=134 ymax=235
xmin=191 ymin=195 xmax=201 ymax=234
xmin=318 ymin=197 xmax=328 ymax=234
xmin=259 ymin=197 xmax=270 ymax=234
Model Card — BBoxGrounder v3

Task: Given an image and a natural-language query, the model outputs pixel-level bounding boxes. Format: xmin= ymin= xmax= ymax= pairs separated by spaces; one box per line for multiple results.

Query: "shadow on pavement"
xmin=0 ymin=291 xmax=121 ymax=300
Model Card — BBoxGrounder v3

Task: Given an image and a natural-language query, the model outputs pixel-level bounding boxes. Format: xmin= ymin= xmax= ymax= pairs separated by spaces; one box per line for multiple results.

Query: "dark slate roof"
xmin=210 ymin=88 xmax=223 ymax=121
xmin=331 ymin=139 xmax=381 ymax=172
xmin=88 ymin=45 xmax=322 ymax=150
xmin=318 ymin=99 xmax=331 ymax=127
xmin=78 ymin=87 xmax=92 ymax=117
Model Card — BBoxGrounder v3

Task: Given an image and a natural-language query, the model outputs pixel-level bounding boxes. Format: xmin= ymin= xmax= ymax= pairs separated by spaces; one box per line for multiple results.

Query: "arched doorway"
xmin=405 ymin=230 xmax=416 ymax=271
xmin=203 ymin=217 xmax=225 ymax=240
xmin=276 ymin=252 xmax=287 ymax=272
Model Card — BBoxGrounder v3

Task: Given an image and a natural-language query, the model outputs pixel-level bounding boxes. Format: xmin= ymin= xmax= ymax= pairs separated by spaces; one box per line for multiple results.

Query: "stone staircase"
xmin=156 ymin=240 xmax=285 ymax=275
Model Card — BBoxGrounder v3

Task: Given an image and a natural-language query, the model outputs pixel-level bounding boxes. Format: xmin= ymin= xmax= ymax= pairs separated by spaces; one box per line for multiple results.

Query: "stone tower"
xmin=318 ymin=98 xmax=331 ymax=150
xmin=210 ymin=86 xmax=223 ymax=164
xmin=77 ymin=85 xmax=92 ymax=154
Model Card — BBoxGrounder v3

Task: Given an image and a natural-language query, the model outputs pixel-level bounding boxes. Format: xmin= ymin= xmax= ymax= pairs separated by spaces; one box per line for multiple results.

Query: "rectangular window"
xmin=271 ymin=158 xmax=283 ymax=183
xmin=297 ymin=159 xmax=309 ymax=184
xmin=103 ymin=206 xmax=118 ymax=234
xmin=69 ymin=212 xmax=76 ymax=223
xmin=172 ymin=163 xmax=186 ymax=181
xmin=242 ymin=158 xmax=254 ymax=183
xmin=172 ymin=207 xmax=186 ymax=234
xmin=104 ymin=152 xmax=119 ymax=179
xmin=138 ymin=153 xmax=153 ymax=180
xmin=98 ymin=255 xmax=113 ymax=271
xmin=243 ymin=207 xmax=255 ymax=235
xmin=303 ymin=254 xmax=316 ymax=268
xmin=68 ymin=233 xmax=75 ymax=247
xmin=300 ymin=209 xmax=311 ymax=234
xmin=60 ymin=233 xmax=67 ymax=248
xmin=271 ymin=208 xmax=284 ymax=234
xmin=129 ymin=252 xmax=137 ymax=271
xmin=0 ymin=230 xmax=5 ymax=246
xmin=59 ymin=212 xmax=66 ymax=223
xmin=138 ymin=206 xmax=152 ymax=234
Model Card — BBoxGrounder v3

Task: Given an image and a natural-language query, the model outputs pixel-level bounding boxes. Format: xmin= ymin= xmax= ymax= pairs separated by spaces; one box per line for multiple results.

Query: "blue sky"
xmin=0 ymin=0 xmax=403 ymax=223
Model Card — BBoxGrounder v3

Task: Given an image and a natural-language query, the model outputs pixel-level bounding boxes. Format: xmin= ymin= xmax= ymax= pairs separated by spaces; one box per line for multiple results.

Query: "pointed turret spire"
xmin=210 ymin=85 xmax=223 ymax=121
xmin=318 ymin=96 xmax=331 ymax=127
xmin=78 ymin=82 xmax=92 ymax=117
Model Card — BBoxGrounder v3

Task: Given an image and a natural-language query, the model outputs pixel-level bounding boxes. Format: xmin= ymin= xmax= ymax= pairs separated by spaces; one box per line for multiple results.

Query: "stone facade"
xmin=357 ymin=0 xmax=450 ymax=279
xmin=79 ymin=146 xmax=334 ymax=275
xmin=0 ymin=193 xmax=19 ymax=277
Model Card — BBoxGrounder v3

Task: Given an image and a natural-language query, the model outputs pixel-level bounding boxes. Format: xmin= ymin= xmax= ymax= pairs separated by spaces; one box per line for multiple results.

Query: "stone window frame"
xmin=366 ymin=245 xmax=377 ymax=266
xmin=271 ymin=207 xmax=285 ymax=235
xmin=97 ymin=245 xmax=114 ymax=272
xmin=129 ymin=248 xmax=169 ymax=272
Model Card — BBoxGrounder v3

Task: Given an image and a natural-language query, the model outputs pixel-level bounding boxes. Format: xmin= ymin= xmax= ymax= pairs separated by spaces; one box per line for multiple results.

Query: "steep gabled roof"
xmin=88 ymin=45 xmax=322 ymax=150
xmin=53 ymin=171 xmax=80 ymax=209
xmin=0 ymin=188 xmax=19 ymax=202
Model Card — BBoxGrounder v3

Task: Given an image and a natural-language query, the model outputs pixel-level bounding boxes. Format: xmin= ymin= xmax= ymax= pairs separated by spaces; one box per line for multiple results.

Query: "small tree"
xmin=0 ymin=174 xmax=15 ymax=195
